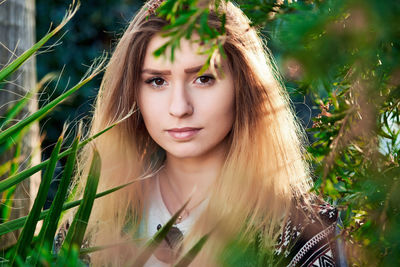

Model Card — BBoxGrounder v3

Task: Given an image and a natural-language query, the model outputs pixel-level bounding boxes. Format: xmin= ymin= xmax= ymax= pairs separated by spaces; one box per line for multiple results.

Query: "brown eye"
xmin=195 ymin=75 xmax=215 ymax=85
xmin=199 ymin=76 xmax=210 ymax=83
xmin=154 ymin=78 xmax=164 ymax=86
xmin=145 ymin=77 xmax=167 ymax=88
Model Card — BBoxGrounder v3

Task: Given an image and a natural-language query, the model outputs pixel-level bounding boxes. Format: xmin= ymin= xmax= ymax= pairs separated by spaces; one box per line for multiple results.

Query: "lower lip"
xmin=167 ymin=129 xmax=201 ymax=140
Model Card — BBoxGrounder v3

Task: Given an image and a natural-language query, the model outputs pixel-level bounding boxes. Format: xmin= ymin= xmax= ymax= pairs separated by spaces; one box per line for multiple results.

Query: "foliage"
xmin=154 ymin=0 xmax=227 ymax=74
xmin=0 ymin=1 xmax=119 ymax=266
xmin=153 ymin=0 xmax=400 ymax=265
xmin=2 ymin=0 xmax=399 ymax=265
xmin=240 ymin=0 xmax=400 ymax=265
xmin=268 ymin=0 xmax=400 ymax=265
xmin=35 ymin=0 xmax=145 ymax=159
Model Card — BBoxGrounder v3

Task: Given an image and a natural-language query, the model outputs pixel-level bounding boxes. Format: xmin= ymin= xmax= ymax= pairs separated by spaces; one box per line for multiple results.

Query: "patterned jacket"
xmin=275 ymin=199 xmax=347 ymax=267
xmin=54 ymin=200 xmax=347 ymax=266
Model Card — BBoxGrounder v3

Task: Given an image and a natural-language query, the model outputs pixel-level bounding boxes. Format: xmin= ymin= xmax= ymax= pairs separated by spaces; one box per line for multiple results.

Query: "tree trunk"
xmin=0 ymin=0 xmax=41 ymax=249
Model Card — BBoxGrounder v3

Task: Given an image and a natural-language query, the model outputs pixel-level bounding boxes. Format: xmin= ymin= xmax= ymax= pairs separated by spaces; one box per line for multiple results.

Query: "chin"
xmin=168 ymin=150 xmax=205 ymax=159
xmin=165 ymin=146 xmax=207 ymax=159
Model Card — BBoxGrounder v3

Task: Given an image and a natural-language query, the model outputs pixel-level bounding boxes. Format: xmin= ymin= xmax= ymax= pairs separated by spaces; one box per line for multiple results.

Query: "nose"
xmin=169 ymin=83 xmax=193 ymax=118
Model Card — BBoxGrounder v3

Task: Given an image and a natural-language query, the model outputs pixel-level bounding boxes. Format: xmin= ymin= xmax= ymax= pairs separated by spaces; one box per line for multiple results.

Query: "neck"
xmin=160 ymin=140 xmax=228 ymax=212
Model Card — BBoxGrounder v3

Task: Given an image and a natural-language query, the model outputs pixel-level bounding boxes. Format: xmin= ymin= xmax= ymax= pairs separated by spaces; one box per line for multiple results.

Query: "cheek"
xmin=204 ymin=85 xmax=235 ymax=130
xmin=223 ymin=89 xmax=235 ymax=133
xmin=220 ymin=101 xmax=235 ymax=132
xmin=218 ymin=82 xmax=235 ymax=121
xmin=138 ymin=91 xmax=162 ymax=134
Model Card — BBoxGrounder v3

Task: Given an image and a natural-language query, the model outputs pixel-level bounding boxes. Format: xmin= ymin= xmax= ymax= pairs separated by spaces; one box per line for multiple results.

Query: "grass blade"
xmin=174 ymin=233 xmax=210 ymax=267
xmin=0 ymin=178 xmax=137 ymax=236
xmin=0 ymin=1 xmax=79 ymax=82
xmin=0 ymin=137 xmax=22 ymax=223
xmin=0 ymin=73 xmax=57 ymax=129
xmin=9 ymin=135 xmax=63 ymax=265
xmin=130 ymin=200 xmax=189 ymax=267
xmin=0 ymin=127 xmax=27 ymax=157
xmin=0 ymin=122 xmax=115 ymax=193
xmin=0 ymin=158 xmax=12 ymax=177
xmin=0 ymin=55 xmax=106 ymax=145
xmin=60 ymin=149 xmax=101 ymax=253
xmin=0 ymin=161 xmax=44 ymax=193
xmin=36 ymin=135 xmax=80 ymax=258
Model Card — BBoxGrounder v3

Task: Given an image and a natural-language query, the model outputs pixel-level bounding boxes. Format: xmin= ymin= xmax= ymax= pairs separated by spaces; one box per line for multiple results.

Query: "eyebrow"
xmin=141 ymin=64 xmax=221 ymax=75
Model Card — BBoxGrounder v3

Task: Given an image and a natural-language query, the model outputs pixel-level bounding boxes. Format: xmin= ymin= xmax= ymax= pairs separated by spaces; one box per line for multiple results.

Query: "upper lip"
xmin=166 ymin=127 xmax=202 ymax=132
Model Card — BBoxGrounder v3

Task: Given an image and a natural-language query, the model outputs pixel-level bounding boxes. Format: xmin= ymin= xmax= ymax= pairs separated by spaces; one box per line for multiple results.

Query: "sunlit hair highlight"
xmin=66 ymin=0 xmax=312 ymax=265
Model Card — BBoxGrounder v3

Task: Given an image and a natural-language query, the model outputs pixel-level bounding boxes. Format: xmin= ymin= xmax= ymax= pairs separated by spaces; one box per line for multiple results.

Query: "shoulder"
xmin=275 ymin=197 xmax=344 ymax=267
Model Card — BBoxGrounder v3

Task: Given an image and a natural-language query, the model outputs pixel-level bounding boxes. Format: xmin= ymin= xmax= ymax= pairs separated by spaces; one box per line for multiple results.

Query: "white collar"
xmin=142 ymin=176 xmax=208 ymax=239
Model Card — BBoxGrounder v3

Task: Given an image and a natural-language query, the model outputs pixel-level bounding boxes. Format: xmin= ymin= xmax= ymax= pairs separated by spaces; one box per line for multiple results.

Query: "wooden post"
xmin=0 ymin=0 xmax=41 ymax=249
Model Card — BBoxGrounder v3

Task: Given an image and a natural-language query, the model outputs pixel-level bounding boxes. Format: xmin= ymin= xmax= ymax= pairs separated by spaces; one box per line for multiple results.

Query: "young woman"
xmin=57 ymin=0 xmax=345 ymax=266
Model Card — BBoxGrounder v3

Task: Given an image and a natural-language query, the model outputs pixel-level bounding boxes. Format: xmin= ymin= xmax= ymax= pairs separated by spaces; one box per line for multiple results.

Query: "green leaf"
xmin=0 ymin=1 xmax=79 ymax=82
xmin=198 ymin=53 xmax=213 ymax=75
xmin=0 ymin=122 xmax=115 ymax=193
xmin=0 ymin=73 xmax=57 ymax=129
xmin=200 ymin=10 xmax=214 ymax=38
xmin=163 ymin=10 xmax=197 ymax=31
xmin=129 ymin=199 xmax=189 ymax=266
xmin=0 ymin=159 xmax=12 ymax=177
xmin=153 ymin=42 xmax=170 ymax=58
xmin=0 ymin=137 xmax=23 ymax=223
xmin=174 ymin=233 xmax=210 ymax=267
xmin=0 ymin=178 xmax=137 ymax=236
xmin=220 ymin=12 xmax=226 ymax=34
xmin=35 ymin=134 xmax=80 ymax=261
xmin=9 ymin=135 xmax=63 ymax=265
xmin=0 ymin=127 xmax=27 ymax=157
xmin=0 ymin=55 xmax=106 ymax=145
xmin=0 ymin=161 xmax=45 ymax=194
xmin=60 ymin=149 xmax=101 ymax=255
xmin=185 ymin=21 xmax=195 ymax=40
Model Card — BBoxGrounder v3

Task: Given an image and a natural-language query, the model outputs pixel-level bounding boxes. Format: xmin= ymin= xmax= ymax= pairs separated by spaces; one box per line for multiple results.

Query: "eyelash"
xmin=144 ymin=75 xmax=215 ymax=89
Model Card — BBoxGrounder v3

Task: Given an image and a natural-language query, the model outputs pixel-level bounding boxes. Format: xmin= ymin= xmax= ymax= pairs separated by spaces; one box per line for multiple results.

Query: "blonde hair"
xmin=69 ymin=1 xmax=312 ymax=265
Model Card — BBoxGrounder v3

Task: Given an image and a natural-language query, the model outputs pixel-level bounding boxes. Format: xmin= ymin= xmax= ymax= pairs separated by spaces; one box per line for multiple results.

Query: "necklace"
xmin=160 ymin=171 xmax=207 ymax=224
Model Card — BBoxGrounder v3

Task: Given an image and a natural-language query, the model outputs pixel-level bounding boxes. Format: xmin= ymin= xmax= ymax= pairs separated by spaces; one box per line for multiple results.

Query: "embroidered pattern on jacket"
xmin=274 ymin=200 xmax=339 ymax=267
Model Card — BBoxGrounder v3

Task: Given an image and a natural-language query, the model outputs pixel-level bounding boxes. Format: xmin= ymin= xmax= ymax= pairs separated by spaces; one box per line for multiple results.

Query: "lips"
xmin=166 ymin=127 xmax=202 ymax=140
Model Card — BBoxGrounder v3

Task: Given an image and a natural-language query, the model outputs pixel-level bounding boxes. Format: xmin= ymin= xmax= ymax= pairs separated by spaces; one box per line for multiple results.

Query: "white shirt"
xmin=139 ymin=176 xmax=208 ymax=266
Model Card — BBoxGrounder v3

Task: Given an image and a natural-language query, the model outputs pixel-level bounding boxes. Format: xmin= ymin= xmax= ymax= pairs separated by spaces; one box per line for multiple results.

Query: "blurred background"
xmin=19 ymin=0 xmax=400 ymax=265
xmin=36 ymin=0 xmax=145 ymax=158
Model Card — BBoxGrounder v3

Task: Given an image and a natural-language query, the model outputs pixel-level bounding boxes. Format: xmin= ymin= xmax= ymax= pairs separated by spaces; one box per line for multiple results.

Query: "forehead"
xmin=143 ymin=34 xmax=211 ymax=69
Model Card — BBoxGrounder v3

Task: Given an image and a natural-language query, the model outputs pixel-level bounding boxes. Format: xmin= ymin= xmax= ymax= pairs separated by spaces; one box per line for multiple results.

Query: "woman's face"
xmin=138 ymin=35 xmax=235 ymax=160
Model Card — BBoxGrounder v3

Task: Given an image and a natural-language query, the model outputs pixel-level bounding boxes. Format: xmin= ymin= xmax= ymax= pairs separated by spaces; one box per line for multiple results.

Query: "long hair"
xmin=68 ymin=0 xmax=312 ymax=265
